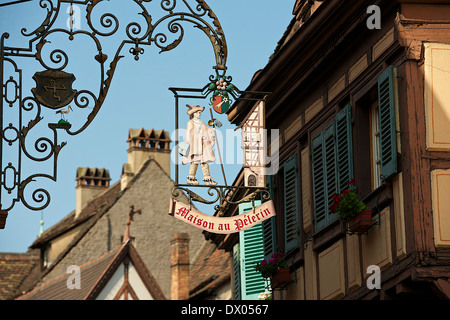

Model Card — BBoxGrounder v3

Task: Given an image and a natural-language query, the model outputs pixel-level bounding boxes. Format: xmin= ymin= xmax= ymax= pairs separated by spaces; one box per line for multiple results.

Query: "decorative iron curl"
xmin=73 ymin=90 xmax=97 ymax=109
xmin=171 ymin=185 xmax=270 ymax=215
xmin=161 ymin=0 xmax=177 ymax=12
xmin=19 ymin=177 xmax=52 ymax=212
xmin=86 ymin=2 xmax=120 ymax=37
xmin=21 ymin=131 xmax=55 ymax=162
xmin=21 ymin=0 xmax=56 ymax=38
xmin=0 ymin=0 xmax=230 ymax=225
xmin=36 ymin=42 xmax=69 ymax=71
xmin=153 ymin=18 xmax=184 ymax=53
xmin=172 ymin=185 xmax=220 ymax=205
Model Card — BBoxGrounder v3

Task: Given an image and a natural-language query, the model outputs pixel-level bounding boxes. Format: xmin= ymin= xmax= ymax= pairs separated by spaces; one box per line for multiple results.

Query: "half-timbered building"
xmin=206 ymin=0 xmax=450 ymax=300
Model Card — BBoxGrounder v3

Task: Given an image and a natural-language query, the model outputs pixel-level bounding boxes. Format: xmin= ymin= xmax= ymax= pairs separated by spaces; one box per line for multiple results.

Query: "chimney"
xmin=121 ymin=128 xmax=171 ymax=190
xmin=75 ymin=167 xmax=110 ymax=218
xmin=170 ymin=233 xmax=190 ymax=300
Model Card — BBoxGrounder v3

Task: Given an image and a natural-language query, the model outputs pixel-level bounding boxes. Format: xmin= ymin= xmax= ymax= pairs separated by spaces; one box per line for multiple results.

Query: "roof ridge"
xmin=23 ymin=156 xmax=185 ymax=297
xmin=83 ymin=241 xmax=129 ymax=299
xmin=26 ymin=183 xmax=124 ymax=288
xmin=31 ymin=180 xmax=122 ymax=246
xmin=16 ymin=244 xmax=123 ymax=300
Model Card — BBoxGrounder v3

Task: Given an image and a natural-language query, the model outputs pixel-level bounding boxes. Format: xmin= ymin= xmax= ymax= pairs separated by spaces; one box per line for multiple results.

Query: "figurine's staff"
xmin=209 ymin=108 xmax=227 ymax=186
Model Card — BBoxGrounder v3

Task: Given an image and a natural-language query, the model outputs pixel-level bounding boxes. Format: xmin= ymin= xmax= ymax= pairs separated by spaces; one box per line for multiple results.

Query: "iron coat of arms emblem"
xmin=31 ymin=70 xmax=77 ymax=110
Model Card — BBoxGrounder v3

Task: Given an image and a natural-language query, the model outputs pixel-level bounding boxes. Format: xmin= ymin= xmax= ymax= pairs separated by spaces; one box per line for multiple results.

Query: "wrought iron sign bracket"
xmin=169 ymin=84 xmax=272 ymax=216
xmin=0 ymin=0 xmax=231 ymax=229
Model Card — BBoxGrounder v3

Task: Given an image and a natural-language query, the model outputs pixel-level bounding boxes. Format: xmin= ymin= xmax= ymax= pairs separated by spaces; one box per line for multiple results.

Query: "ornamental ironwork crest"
xmin=31 ymin=70 xmax=77 ymax=109
xmin=0 ymin=0 xmax=230 ymax=229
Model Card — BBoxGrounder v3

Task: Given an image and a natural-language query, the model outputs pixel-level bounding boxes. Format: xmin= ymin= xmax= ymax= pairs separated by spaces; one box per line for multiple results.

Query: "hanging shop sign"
xmin=169 ymin=86 xmax=272 ymax=230
xmin=0 ymin=0 xmax=230 ymax=229
xmin=169 ymin=199 xmax=276 ymax=234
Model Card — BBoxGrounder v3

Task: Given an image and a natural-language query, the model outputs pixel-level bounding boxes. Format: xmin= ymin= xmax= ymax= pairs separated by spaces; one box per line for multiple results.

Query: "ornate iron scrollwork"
xmin=172 ymin=184 xmax=270 ymax=216
xmin=0 ymin=0 xmax=229 ymax=228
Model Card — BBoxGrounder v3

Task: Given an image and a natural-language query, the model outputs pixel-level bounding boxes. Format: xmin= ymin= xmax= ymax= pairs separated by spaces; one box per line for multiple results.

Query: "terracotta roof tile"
xmin=17 ymin=241 xmax=166 ymax=300
xmin=17 ymin=246 xmax=121 ymax=300
xmin=189 ymin=241 xmax=230 ymax=299
xmin=30 ymin=181 xmax=122 ymax=248
xmin=0 ymin=252 xmax=40 ymax=300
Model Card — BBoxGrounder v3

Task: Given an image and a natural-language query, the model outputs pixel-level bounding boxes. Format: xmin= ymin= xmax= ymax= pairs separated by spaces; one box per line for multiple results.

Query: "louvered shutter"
xmin=238 ymin=201 xmax=268 ymax=300
xmin=262 ymin=175 xmax=276 ymax=261
xmin=312 ymin=131 xmax=328 ymax=231
xmin=312 ymin=107 xmax=354 ymax=232
xmin=378 ymin=65 xmax=397 ymax=180
xmin=233 ymin=244 xmax=241 ymax=300
xmin=324 ymin=122 xmax=338 ymax=225
xmin=335 ymin=104 xmax=354 ymax=192
xmin=283 ymin=154 xmax=299 ymax=252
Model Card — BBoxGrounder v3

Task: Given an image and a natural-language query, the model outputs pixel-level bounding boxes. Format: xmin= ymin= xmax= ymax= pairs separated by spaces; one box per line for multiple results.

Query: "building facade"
xmin=208 ymin=0 xmax=450 ymax=300
xmin=9 ymin=128 xmax=207 ymax=299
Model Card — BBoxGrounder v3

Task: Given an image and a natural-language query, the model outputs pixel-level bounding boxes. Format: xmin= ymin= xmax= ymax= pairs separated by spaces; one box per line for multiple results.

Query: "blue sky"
xmin=0 ymin=0 xmax=294 ymax=252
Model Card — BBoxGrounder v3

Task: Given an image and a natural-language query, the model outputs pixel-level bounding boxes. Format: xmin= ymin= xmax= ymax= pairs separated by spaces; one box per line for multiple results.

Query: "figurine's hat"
xmin=186 ymin=104 xmax=205 ymax=116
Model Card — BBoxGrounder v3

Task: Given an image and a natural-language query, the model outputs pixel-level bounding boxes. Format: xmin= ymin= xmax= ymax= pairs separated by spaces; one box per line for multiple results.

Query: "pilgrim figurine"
xmin=182 ymin=104 xmax=217 ymax=185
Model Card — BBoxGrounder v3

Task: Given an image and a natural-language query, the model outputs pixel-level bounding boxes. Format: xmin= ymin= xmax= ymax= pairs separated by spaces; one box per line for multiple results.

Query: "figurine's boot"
xmin=201 ymin=163 xmax=217 ymax=185
xmin=187 ymin=163 xmax=199 ymax=185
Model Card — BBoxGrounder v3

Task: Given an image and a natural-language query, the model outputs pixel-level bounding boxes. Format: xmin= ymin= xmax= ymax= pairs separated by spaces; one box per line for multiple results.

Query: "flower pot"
xmin=348 ymin=210 xmax=373 ymax=233
xmin=270 ymin=268 xmax=292 ymax=289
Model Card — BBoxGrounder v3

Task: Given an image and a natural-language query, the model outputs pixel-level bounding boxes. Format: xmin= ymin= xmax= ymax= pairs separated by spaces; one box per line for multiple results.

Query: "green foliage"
xmin=329 ymin=179 xmax=368 ymax=221
xmin=254 ymin=252 xmax=288 ymax=279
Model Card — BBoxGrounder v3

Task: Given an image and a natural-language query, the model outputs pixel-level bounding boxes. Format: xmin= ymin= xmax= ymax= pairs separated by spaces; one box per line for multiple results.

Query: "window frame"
xmin=370 ymin=100 xmax=382 ymax=190
xmin=311 ymin=104 xmax=354 ymax=233
xmin=283 ymin=153 xmax=300 ymax=253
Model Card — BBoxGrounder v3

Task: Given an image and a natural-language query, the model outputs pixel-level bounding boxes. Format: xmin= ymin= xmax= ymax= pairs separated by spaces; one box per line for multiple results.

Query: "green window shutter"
xmin=312 ymin=107 xmax=354 ymax=232
xmin=238 ymin=201 xmax=268 ymax=300
xmin=283 ymin=154 xmax=299 ymax=252
xmin=262 ymin=218 xmax=276 ymax=260
xmin=335 ymin=104 xmax=354 ymax=192
xmin=233 ymin=244 xmax=242 ymax=300
xmin=263 ymin=175 xmax=276 ymax=261
xmin=324 ymin=122 xmax=338 ymax=225
xmin=312 ymin=131 xmax=328 ymax=232
xmin=378 ymin=65 xmax=397 ymax=180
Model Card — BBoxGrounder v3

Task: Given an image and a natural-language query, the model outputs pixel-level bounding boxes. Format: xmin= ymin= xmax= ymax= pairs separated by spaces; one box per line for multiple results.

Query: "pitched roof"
xmin=25 ymin=156 xmax=189 ymax=295
xmin=0 ymin=251 xmax=40 ymax=300
xmin=270 ymin=0 xmax=323 ymax=60
xmin=189 ymin=240 xmax=231 ymax=299
xmin=17 ymin=246 xmax=120 ymax=300
xmin=17 ymin=240 xmax=166 ymax=300
xmin=30 ymin=180 xmax=122 ymax=248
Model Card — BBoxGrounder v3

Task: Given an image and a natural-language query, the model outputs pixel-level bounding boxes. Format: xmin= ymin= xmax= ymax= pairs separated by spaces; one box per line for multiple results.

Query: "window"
xmin=233 ymin=201 xmax=270 ymax=300
xmin=262 ymin=175 xmax=276 ymax=261
xmin=312 ymin=104 xmax=353 ymax=232
xmin=354 ymin=65 xmax=399 ymax=197
xmin=377 ymin=65 xmax=398 ymax=180
xmin=262 ymin=154 xmax=299 ymax=255
xmin=283 ymin=153 xmax=300 ymax=252
xmin=370 ymin=101 xmax=382 ymax=190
